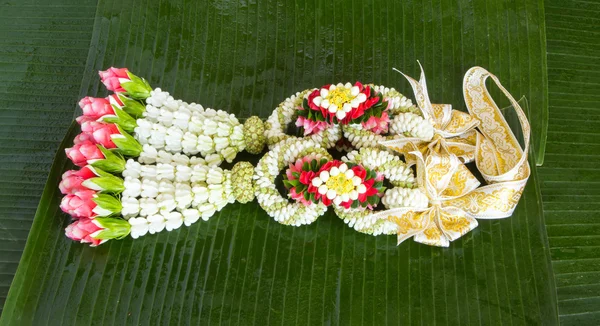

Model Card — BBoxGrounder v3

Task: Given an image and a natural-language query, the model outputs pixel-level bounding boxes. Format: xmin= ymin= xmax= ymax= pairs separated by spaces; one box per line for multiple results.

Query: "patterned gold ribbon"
xmin=382 ymin=63 xmax=479 ymax=163
xmin=370 ymin=66 xmax=530 ymax=247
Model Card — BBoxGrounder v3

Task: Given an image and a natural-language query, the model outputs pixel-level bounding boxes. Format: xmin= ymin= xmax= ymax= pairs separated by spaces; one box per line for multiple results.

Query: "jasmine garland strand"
xmin=134 ymin=88 xmax=247 ymax=165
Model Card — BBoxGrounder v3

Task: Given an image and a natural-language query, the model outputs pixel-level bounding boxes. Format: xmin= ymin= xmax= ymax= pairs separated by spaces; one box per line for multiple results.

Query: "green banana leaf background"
xmin=0 ymin=0 xmax=597 ymax=324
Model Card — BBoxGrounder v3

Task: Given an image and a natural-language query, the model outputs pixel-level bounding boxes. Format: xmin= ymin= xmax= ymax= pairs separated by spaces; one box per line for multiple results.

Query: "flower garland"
xmin=60 ymin=68 xmax=261 ymax=246
xmin=58 ymin=65 xmax=530 ymax=249
xmin=255 ymin=140 xmax=429 ymax=236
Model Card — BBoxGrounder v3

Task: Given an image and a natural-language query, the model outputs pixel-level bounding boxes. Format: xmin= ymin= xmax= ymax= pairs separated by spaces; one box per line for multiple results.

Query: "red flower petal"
xmin=299 ymin=171 xmax=315 ymax=185
xmin=340 ymin=200 xmax=353 ymax=209
xmin=351 ymin=166 xmax=366 ymax=180
xmin=363 ymin=85 xmax=371 ymax=97
xmin=318 ymin=160 xmax=343 ymax=174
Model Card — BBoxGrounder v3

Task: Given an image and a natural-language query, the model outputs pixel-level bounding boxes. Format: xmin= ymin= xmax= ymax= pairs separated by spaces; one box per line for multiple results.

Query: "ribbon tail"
xmin=436 ymin=206 xmax=478 ymax=242
xmin=393 ymin=65 xmax=434 ymax=119
xmin=446 ymin=180 xmax=527 ymax=220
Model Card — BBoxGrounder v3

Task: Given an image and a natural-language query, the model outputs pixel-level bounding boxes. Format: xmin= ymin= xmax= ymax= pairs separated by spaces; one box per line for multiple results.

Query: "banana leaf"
xmin=1 ymin=0 xmax=560 ymax=324
xmin=0 ymin=0 xmax=99 ymax=313
xmin=539 ymin=0 xmax=600 ymax=324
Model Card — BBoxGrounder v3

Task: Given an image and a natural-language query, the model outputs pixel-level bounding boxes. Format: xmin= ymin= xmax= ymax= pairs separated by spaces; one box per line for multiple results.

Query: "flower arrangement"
xmin=263 ymin=80 xmax=434 ymax=155
xmin=299 ymin=82 xmax=388 ymax=128
xmin=59 ymin=68 xmax=264 ymax=246
xmin=58 ymin=65 xmax=530 ymax=248
xmin=283 ymin=158 xmax=385 ymax=209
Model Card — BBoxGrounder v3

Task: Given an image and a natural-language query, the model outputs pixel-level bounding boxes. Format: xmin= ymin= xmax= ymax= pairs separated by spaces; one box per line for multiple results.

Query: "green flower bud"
xmin=82 ymin=172 xmax=125 ymax=194
xmin=92 ymin=217 xmax=131 ymax=240
xmin=118 ymin=94 xmax=146 ymax=118
xmin=101 ymin=106 xmax=137 ymax=133
xmin=121 ymin=71 xmax=152 ymax=100
xmin=90 ymin=146 xmax=126 ymax=174
xmin=92 ymin=193 xmax=122 ymax=217
xmin=111 ymin=126 xmax=142 ymax=157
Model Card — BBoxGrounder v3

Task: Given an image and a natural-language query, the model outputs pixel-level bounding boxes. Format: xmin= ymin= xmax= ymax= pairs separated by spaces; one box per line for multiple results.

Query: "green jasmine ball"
xmin=231 ymin=161 xmax=256 ymax=204
xmin=243 ymin=116 xmax=266 ymax=154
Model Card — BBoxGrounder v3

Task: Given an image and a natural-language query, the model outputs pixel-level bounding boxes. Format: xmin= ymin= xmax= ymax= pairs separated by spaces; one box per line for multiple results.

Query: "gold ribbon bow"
xmin=382 ymin=63 xmax=479 ymax=163
xmin=368 ymin=66 xmax=531 ymax=247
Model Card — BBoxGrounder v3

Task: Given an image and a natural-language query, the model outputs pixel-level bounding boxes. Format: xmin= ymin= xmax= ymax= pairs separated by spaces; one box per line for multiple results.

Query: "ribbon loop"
xmin=463 ymin=67 xmax=531 ymax=184
xmin=366 ymin=66 xmax=531 ymax=246
xmin=384 ymin=64 xmax=479 ymax=163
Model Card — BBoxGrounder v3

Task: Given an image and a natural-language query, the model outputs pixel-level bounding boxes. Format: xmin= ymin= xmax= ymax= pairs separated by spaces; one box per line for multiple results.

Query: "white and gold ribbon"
xmin=382 ymin=63 xmax=479 ymax=163
xmin=368 ymin=66 xmax=530 ymax=247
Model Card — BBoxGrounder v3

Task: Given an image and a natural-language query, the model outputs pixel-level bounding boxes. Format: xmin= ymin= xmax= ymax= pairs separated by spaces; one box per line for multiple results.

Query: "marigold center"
xmin=326 ymin=88 xmax=353 ymax=110
xmin=325 ymin=173 xmax=355 ymax=194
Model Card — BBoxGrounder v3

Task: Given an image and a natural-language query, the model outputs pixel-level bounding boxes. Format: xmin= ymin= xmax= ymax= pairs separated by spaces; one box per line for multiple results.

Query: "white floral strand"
xmin=389 ymin=112 xmax=435 ymax=140
xmin=381 ymin=188 xmax=429 ymax=210
xmin=342 ymin=148 xmax=415 ymax=187
xmin=122 ymin=154 xmax=235 ymax=239
xmin=370 ymin=84 xmax=418 ymax=115
xmin=333 ymin=205 xmax=399 ymax=236
xmin=135 ymin=88 xmax=245 ymax=166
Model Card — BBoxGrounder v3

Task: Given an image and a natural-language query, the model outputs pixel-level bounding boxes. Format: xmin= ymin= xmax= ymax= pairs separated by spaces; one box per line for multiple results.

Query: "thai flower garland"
xmin=59 ymin=65 xmax=530 ymax=248
xmin=60 ymin=68 xmax=262 ymax=246
xmin=256 ymin=66 xmax=530 ymax=247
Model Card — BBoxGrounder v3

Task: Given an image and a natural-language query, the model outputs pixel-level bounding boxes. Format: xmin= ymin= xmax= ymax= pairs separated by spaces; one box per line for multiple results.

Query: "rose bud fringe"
xmin=59 ymin=166 xmax=124 ymax=194
xmin=80 ymin=121 xmax=142 ymax=157
xmin=65 ymin=217 xmax=130 ymax=247
xmin=65 ymin=141 xmax=125 ymax=173
xmin=60 ymin=190 xmax=122 ymax=219
xmin=99 ymin=67 xmax=152 ymax=100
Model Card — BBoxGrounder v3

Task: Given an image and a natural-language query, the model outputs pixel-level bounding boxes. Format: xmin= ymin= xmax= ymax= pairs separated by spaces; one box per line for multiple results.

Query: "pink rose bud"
xmin=78 ymin=97 xmax=115 ymax=120
xmin=362 ymin=111 xmax=390 ymax=135
xmin=73 ymin=132 xmax=94 ymax=144
xmin=65 ymin=141 xmax=105 ymax=167
xmin=59 ymin=166 xmax=97 ymax=194
xmin=81 ymin=121 xmax=120 ymax=149
xmin=60 ymin=189 xmax=98 ymax=218
xmin=75 ymin=115 xmax=96 ymax=125
xmin=65 ymin=217 xmax=131 ymax=247
xmin=80 ymin=120 xmax=107 ymax=134
xmin=92 ymin=123 xmax=120 ymax=149
xmin=65 ymin=218 xmax=104 ymax=246
xmin=99 ymin=67 xmax=130 ymax=92
xmin=99 ymin=67 xmax=152 ymax=100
